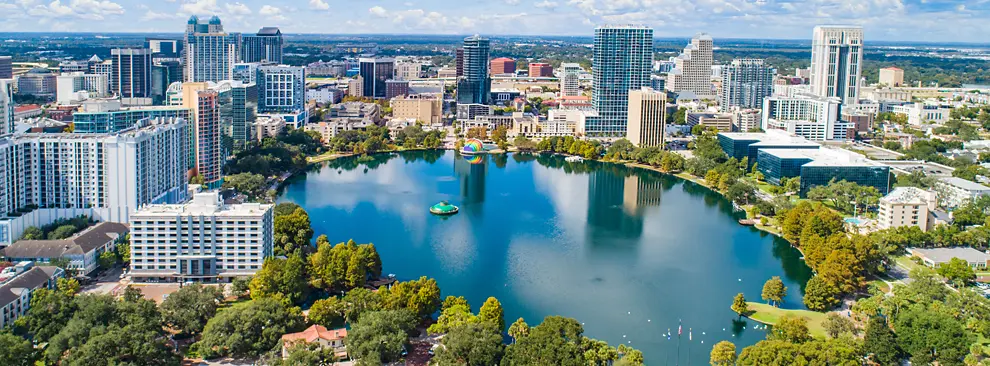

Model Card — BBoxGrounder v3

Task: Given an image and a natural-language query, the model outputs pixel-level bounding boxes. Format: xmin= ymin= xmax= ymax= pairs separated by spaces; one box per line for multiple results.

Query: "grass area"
xmin=894 ymin=255 xmax=925 ymax=273
xmin=307 ymin=152 xmax=352 ymax=164
xmin=868 ymin=278 xmax=892 ymax=293
xmin=745 ymin=302 xmax=828 ymax=338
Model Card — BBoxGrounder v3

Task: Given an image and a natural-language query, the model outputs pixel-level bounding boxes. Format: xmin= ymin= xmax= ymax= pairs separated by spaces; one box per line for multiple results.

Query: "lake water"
xmin=278 ymin=150 xmax=813 ymax=363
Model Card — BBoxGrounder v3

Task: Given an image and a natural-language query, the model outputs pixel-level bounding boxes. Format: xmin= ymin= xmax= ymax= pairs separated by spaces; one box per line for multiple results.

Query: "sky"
xmin=0 ymin=0 xmax=987 ymax=43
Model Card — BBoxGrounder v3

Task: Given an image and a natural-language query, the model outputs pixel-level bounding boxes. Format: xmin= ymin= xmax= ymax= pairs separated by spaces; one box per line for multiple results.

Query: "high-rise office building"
xmin=152 ymin=61 xmax=183 ymax=104
xmin=111 ymin=48 xmax=153 ymax=103
xmin=762 ymin=94 xmax=848 ymax=141
xmin=456 ymin=35 xmax=491 ymax=105
xmin=241 ymin=27 xmax=283 ymax=63
xmin=56 ymin=72 xmax=109 ymax=104
xmin=358 ymin=58 xmax=394 ymax=99
xmin=490 ymin=57 xmax=516 ymax=75
xmin=588 ymin=25 xmax=653 ymax=138
xmin=719 ymin=59 xmax=776 ymax=112
xmin=0 ymin=80 xmax=13 ymax=134
xmin=560 ymin=63 xmax=583 ymax=97
xmin=626 ymin=88 xmax=666 ymax=147
xmin=879 ymin=66 xmax=904 ymax=87
xmin=667 ymin=33 xmax=714 ymax=99
xmin=528 ymin=63 xmax=553 ymax=77
xmin=184 ymin=16 xmax=239 ymax=83
xmin=146 ymin=38 xmax=183 ymax=60
xmin=128 ymin=191 xmax=273 ymax=283
xmin=0 ymin=117 xmax=189 ymax=245
xmin=0 ymin=56 xmax=11 ymax=79
xmin=257 ymin=65 xmax=305 ymax=119
xmin=393 ymin=62 xmax=421 ymax=80
xmin=455 ymin=48 xmax=464 ymax=77
xmin=810 ymin=26 xmax=863 ymax=106
xmin=182 ymin=83 xmax=223 ymax=189
xmin=385 ymin=79 xmax=410 ymax=99
xmin=212 ymin=80 xmax=258 ymax=146
xmin=73 ymin=99 xmax=189 ymax=133
xmin=232 ymin=63 xmax=260 ymax=84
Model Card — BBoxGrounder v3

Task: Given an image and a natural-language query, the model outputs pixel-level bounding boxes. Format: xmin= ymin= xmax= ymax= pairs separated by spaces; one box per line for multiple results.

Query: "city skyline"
xmin=0 ymin=0 xmax=986 ymax=43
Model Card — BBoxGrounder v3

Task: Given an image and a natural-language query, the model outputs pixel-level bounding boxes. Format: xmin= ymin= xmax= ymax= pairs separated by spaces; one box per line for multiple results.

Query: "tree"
xmin=502 ymin=316 xmax=585 ymax=366
xmin=346 ymin=309 xmax=417 ymax=365
xmin=250 ymin=254 xmax=309 ymax=305
xmin=767 ymin=314 xmax=811 ymax=343
xmin=803 ymin=276 xmax=840 ymax=311
xmin=938 ymin=257 xmax=976 ymax=287
xmin=709 ymin=340 xmax=737 ymax=366
xmin=822 ymin=313 xmax=856 ymax=338
xmin=342 ymin=287 xmax=381 ymax=323
xmin=196 ymin=298 xmax=305 ymax=359
xmin=427 ymin=302 xmax=476 ymax=334
xmin=160 ymin=283 xmax=224 ymax=335
xmin=222 ymin=173 xmax=267 ymax=199
xmin=273 ymin=207 xmax=314 ymax=255
xmin=894 ymin=307 xmax=971 ymax=365
xmin=513 ymin=135 xmax=536 ymax=151
xmin=274 ymin=202 xmax=303 ymax=217
xmin=492 ymin=125 xmax=509 ymax=145
xmin=479 ymin=297 xmax=505 ymax=331
xmin=19 ymin=226 xmax=43 ymax=240
xmin=432 ymin=322 xmax=505 ymax=366
xmin=23 ymin=278 xmax=79 ymax=342
xmin=97 ymin=250 xmax=118 ymax=270
xmin=863 ymin=317 xmax=901 ymax=366
xmin=377 ymin=276 xmax=441 ymax=319
xmin=760 ymin=277 xmax=787 ymax=307
xmin=508 ymin=317 xmax=530 ymax=343
xmin=0 ymin=332 xmax=36 ymax=366
xmin=582 ymin=337 xmax=619 ymax=365
xmin=309 ymin=297 xmax=346 ymax=329
xmin=270 ymin=342 xmax=337 ymax=366
xmin=231 ymin=277 xmax=251 ymax=298
xmin=731 ymin=293 xmax=748 ymax=318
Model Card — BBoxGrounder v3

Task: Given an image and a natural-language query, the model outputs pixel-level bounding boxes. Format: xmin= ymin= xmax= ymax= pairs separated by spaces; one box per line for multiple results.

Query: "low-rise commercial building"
xmin=128 ymin=192 xmax=273 ymax=283
xmin=891 ymin=102 xmax=951 ymax=126
xmin=0 ymin=262 xmax=64 ymax=329
xmin=877 ymin=187 xmax=937 ymax=232
xmin=909 ymin=247 xmax=990 ymax=269
xmin=255 ymin=116 xmax=285 ymax=142
xmin=2 ymin=222 xmax=128 ymax=274
xmin=391 ymin=95 xmax=442 ymax=124
xmin=687 ymin=112 xmax=734 ymax=132
xmin=756 ymin=147 xmax=891 ymax=196
xmin=937 ymin=177 xmax=990 ymax=208
xmin=717 ymin=130 xmax=818 ymax=166
xmin=762 ymin=94 xmax=849 ymax=141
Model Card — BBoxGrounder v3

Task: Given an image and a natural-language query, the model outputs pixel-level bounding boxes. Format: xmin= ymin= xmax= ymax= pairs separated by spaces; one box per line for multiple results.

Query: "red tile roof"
xmin=281 ymin=325 xmax=347 ymax=343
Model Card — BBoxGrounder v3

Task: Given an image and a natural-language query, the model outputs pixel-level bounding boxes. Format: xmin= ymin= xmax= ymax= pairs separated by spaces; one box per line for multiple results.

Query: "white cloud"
xmin=27 ymin=0 xmax=125 ymax=20
xmin=505 ymin=0 xmax=521 ymax=4
xmin=535 ymin=0 xmax=558 ymax=8
xmin=142 ymin=10 xmax=181 ymax=21
xmin=309 ymin=0 xmax=329 ymax=10
xmin=259 ymin=4 xmax=285 ymax=20
xmin=179 ymin=0 xmax=218 ymax=15
xmin=369 ymin=5 xmax=387 ymax=17
xmin=224 ymin=2 xmax=251 ymax=15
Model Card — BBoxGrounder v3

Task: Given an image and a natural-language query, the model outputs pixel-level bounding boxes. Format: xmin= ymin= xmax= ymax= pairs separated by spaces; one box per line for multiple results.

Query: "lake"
xmin=278 ymin=150 xmax=813 ymax=363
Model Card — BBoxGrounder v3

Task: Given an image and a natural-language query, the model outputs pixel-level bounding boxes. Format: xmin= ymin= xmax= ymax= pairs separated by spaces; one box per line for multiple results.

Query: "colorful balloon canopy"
xmin=464 ymin=155 xmax=483 ymax=164
xmin=462 ymin=139 xmax=484 ymax=153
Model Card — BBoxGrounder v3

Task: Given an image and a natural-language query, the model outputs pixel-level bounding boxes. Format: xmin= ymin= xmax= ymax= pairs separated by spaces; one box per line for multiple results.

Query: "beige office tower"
xmin=625 ymin=88 xmax=666 ymax=147
xmin=810 ymin=26 xmax=864 ymax=105
xmin=666 ymin=33 xmax=714 ymax=99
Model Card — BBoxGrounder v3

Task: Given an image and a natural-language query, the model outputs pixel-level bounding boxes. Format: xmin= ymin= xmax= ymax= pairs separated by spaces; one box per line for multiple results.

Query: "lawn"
xmin=744 ymin=302 xmax=828 ymax=338
xmin=894 ymin=255 xmax=925 ymax=273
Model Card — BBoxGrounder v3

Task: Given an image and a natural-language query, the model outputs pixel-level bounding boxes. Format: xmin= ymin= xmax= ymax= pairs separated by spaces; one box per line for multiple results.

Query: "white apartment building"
xmin=559 ymin=63 xmax=583 ymax=97
xmin=394 ymin=61 xmax=422 ymax=80
xmin=937 ymin=177 xmax=990 ymax=209
xmin=0 ymin=262 xmax=63 ymax=329
xmin=128 ymin=191 xmax=274 ymax=283
xmin=877 ymin=187 xmax=938 ymax=232
xmin=56 ymin=72 xmax=109 ymax=104
xmin=762 ymin=94 xmax=848 ymax=141
xmin=666 ymin=33 xmax=714 ymax=99
xmin=732 ymin=109 xmax=762 ymax=132
xmin=891 ymin=102 xmax=951 ymax=126
xmin=0 ymin=118 xmax=189 ymax=246
xmin=810 ymin=26 xmax=863 ymax=106
xmin=0 ymin=80 xmax=12 ymax=135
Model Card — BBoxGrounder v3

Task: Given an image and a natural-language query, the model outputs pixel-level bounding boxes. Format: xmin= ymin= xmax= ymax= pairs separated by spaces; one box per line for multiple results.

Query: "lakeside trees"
xmin=760 ymin=276 xmax=786 ymax=307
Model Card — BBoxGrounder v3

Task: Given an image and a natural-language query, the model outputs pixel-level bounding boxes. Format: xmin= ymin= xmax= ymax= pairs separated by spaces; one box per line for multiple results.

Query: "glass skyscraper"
xmin=456 ymin=35 xmax=491 ymax=105
xmin=589 ymin=26 xmax=653 ymax=138
xmin=184 ymin=16 xmax=238 ymax=83
xmin=719 ymin=59 xmax=775 ymax=112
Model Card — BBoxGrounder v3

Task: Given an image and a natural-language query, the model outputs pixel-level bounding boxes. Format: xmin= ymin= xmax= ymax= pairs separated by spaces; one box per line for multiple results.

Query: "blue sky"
xmin=0 ymin=0 xmax=986 ymax=43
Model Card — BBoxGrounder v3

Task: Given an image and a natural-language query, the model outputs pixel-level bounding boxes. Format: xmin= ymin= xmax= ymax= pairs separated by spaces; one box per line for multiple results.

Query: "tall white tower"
xmin=810 ymin=26 xmax=863 ymax=106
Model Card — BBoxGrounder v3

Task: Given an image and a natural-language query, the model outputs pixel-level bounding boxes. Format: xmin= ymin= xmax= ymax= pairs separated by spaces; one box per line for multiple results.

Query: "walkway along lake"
xmin=277 ymin=150 xmax=813 ymax=363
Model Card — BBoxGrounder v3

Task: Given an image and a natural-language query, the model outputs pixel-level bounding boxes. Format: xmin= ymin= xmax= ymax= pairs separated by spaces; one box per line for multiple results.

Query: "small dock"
xmin=738 ymin=219 xmax=757 ymax=226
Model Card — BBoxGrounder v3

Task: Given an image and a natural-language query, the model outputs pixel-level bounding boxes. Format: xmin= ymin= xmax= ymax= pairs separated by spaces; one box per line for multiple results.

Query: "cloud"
xmin=369 ymin=5 xmax=387 ymax=17
xmin=142 ymin=10 xmax=181 ymax=21
xmin=535 ymin=0 xmax=558 ymax=8
xmin=178 ymin=0 xmax=218 ymax=15
xmin=309 ymin=0 xmax=329 ymax=10
xmin=224 ymin=2 xmax=251 ymax=15
xmin=259 ymin=4 xmax=285 ymax=20
xmin=27 ymin=0 xmax=125 ymax=20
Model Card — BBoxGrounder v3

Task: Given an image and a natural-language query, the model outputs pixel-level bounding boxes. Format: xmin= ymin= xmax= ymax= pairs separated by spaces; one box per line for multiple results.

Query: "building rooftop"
xmin=940 ymin=177 xmax=990 ymax=192
xmin=762 ymin=147 xmax=882 ymax=167
xmin=256 ymin=27 xmax=280 ymax=36
xmin=0 ymin=265 xmax=62 ymax=308
xmin=132 ymin=192 xmax=270 ymax=218
xmin=2 ymin=222 xmax=128 ymax=259
xmin=881 ymin=187 xmax=934 ymax=205
xmin=282 ymin=325 xmax=347 ymax=344
xmin=910 ymin=247 xmax=990 ymax=264
xmin=719 ymin=129 xmax=817 ymax=145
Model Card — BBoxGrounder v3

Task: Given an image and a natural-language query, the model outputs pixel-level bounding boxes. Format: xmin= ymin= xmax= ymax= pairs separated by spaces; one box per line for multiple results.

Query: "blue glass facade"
xmin=756 ymin=150 xmax=812 ymax=185
xmin=73 ymin=108 xmax=190 ymax=133
xmin=799 ymin=165 xmax=891 ymax=197
xmin=588 ymin=26 xmax=653 ymax=138
xmin=717 ymin=134 xmax=818 ymax=167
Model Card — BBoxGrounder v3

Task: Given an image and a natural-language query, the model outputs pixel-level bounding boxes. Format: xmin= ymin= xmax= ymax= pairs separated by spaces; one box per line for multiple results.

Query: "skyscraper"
xmin=146 ymin=38 xmax=183 ymax=60
xmin=212 ymin=80 xmax=258 ymax=146
xmin=666 ymin=33 xmax=714 ymax=99
xmin=0 ymin=80 xmax=12 ymax=134
xmin=455 ymin=48 xmax=464 ymax=77
xmin=257 ymin=65 xmax=305 ymax=118
xmin=559 ymin=63 xmax=583 ymax=97
xmin=184 ymin=16 xmax=239 ymax=83
xmin=626 ymin=88 xmax=666 ymax=147
xmin=0 ymin=56 xmax=12 ymax=79
xmin=589 ymin=25 xmax=653 ymax=138
xmin=241 ymin=27 xmax=283 ymax=63
xmin=182 ymin=83 xmax=223 ymax=189
xmin=358 ymin=58 xmax=394 ymax=99
xmin=152 ymin=61 xmax=183 ymax=104
xmin=111 ymin=48 xmax=153 ymax=103
xmin=456 ymin=35 xmax=491 ymax=105
xmin=719 ymin=59 xmax=776 ymax=112
xmin=810 ymin=26 xmax=863 ymax=106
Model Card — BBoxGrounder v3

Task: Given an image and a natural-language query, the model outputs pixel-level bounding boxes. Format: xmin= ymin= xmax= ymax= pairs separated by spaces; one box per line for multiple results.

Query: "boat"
xmin=565 ymin=156 xmax=584 ymax=163
xmin=430 ymin=201 xmax=459 ymax=215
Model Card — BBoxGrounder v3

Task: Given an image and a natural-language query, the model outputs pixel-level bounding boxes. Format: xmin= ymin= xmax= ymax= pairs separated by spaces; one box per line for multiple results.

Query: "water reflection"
xmin=454 ymin=153 xmax=487 ymax=205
